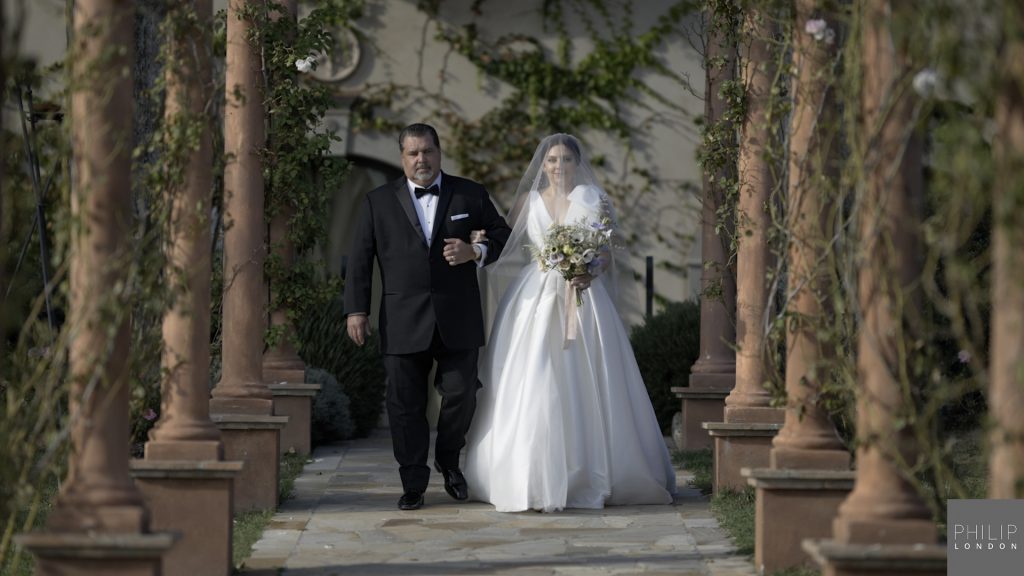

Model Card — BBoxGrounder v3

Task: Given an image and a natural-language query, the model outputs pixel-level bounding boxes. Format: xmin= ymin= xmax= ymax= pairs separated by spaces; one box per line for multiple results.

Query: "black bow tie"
xmin=414 ymin=185 xmax=439 ymax=199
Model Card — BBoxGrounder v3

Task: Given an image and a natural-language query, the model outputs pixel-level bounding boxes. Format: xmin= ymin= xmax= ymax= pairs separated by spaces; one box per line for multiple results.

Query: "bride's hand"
xmin=470 ymin=229 xmax=487 ymax=243
xmin=570 ymin=274 xmax=593 ymax=290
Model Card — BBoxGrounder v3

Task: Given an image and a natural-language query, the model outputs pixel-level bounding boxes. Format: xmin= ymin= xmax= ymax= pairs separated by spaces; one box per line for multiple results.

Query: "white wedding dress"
xmin=464 ymin=185 xmax=677 ymax=512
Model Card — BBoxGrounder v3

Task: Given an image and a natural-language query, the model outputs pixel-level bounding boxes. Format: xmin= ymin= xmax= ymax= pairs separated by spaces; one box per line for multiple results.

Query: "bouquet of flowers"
xmin=530 ymin=216 xmax=614 ymax=306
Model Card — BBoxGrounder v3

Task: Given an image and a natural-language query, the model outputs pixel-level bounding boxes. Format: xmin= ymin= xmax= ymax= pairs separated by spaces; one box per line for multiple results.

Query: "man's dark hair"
xmin=399 ymin=123 xmax=441 ymax=151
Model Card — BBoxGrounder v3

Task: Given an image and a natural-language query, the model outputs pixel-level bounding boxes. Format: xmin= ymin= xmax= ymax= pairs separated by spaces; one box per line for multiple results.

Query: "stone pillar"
xmin=261 ymin=0 xmax=306 ymax=386
xmin=705 ymin=3 xmax=783 ymax=492
xmin=989 ymin=3 xmax=1024 ymax=500
xmin=16 ymin=1 xmax=173 ymax=573
xmin=145 ymin=0 xmax=223 ymax=463
xmin=271 ymin=383 xmax=320 ymax=455
xmin=675 ymin=0 xmax=738 ymax=452
xmin=263 ymin=207 xmax=308 ymax=385
xmin=211 ymin=0 xmax=273 ymax=417
xmin=745 ymin=5 xmax=853 ymax=573
xmin=131 ymin=3 xmax=244 ymax=575
xmin=769 ymin=0 xmax=848 ymax=473
xmin=805 ymin=2 xmax=944 ymax=573
xmin=211 ymin=0 xmax=289 ymax=513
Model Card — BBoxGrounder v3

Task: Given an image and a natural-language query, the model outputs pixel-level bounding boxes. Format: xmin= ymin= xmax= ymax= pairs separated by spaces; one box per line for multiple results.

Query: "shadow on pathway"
xmin=241 ymin=428 xmax=756 ymax=576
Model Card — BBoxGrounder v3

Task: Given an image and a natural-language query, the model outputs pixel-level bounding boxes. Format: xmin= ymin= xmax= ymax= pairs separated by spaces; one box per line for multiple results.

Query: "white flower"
xmin=912 ymin=68 xmax=939 ymax=98
xmin=582 ymin=249 xmax=597 ymax=264
xmin=805 ymin=19 xmax=827 ymax=37
xmin=957 ymin=349 xmax=971 ymax=364
xmin=295 ymin=55 xmax=316 ymax=73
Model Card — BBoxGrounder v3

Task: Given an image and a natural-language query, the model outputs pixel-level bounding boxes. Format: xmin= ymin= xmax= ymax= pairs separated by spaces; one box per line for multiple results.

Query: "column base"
xmin=15 ymin=532 xmax=175 ymax=576
xmin=833 ymin=515 xmax=938 ymax=546
xmin=703 ymin=421 xmax=782 ymax=492
xmin=270 ymin=383 xmax=321 ymax=456
xmin=724 ymin=404 xmax=785 ymax=424
xmin=672 ymin=387 xmax=729 ymax=451
xmin=144 ymin=440 xmax=223 ymax=461
xmin=130 ymin=460 xmax=244 ymax=576
xmin=209 ymin=396 xmax=273 ymax=416
xmin=211 ymin=414 xmax=288 ymax=513
xmin=802 ymin=539 xmax=946 ymax=576
xmin=743 ymin=467 xmax=855 ymax=574
xmin=771 ymin=446 xmax=851 ymax=470
xmin=263 ymin=367 xmax=306 ymax=385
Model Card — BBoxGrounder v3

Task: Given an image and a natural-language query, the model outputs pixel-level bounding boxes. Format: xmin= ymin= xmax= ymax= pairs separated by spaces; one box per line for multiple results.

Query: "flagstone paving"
xmin=241 ymin=429 xmax=757 ymax=575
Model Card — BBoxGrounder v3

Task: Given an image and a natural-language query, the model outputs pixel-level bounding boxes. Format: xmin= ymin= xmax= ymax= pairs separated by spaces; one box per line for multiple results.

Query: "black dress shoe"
xmin=398 ymin=490 xmax=424 ymax=510
xmin=434 ymin=461 xmax=469 ymax=501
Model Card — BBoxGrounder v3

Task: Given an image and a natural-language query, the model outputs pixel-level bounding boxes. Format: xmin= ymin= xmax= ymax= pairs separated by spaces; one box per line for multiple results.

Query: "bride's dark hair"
xmin=536 ymin=134 xmax=582 ymax=190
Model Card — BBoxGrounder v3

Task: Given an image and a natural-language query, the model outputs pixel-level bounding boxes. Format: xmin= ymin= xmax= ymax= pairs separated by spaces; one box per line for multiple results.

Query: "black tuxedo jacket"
xmin=344 ymin=173 xmax=512 ymax=355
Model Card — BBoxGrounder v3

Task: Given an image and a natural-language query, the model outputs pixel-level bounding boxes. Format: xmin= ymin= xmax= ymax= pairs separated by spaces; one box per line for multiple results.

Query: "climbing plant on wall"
xmin=349 ymin=0 xmax=702 ymax=301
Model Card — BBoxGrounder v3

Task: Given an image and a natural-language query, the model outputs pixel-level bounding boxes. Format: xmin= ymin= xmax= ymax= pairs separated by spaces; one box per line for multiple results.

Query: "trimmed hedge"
xmin=629 ymin=300 xmax=701 ymax=433
xmin=298 ymin=296 xmax=386 ymax=438
xmin=305 ymin=367 xmax=355 ymax=445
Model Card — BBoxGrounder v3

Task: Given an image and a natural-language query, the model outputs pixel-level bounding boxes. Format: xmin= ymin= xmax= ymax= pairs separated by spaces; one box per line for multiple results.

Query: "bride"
xmin=464 ymin=134 xmax=677 ymax=513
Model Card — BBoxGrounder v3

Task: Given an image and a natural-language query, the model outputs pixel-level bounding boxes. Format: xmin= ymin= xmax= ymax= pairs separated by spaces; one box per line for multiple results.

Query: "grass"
xmin=1 ymin=475 xmax=60 ymax=576
xmin=278 ymin=451 xmax=309 ymax=502
xmin=232 ymin=451 xmax=311 ymax=570
xmin=710 ymin=487 xmax=756 ymax=556
xmin=674 ymin=448 xmax=713 ymax=494
xmin=231 ymin=508 xmax=275 ymax=570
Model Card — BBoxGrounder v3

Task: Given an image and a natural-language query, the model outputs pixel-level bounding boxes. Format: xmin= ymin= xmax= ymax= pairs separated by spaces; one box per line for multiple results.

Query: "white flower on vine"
xmin=295 ymin=55 xmax=316 ymax=73
xmin=805 ymin=18 xmax=834 ymax=44
xmin=912 ymin=68 xmax=939 ymax=98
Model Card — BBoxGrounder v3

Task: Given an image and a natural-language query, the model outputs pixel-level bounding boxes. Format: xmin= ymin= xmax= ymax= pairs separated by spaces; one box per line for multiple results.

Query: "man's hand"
xmin=346 ymin=314 xmax=371 ymax=346
xmin=443 ymin=238 xmax=478 ymax=266
xmin=570 ymin=274 xmax=594 ymax=291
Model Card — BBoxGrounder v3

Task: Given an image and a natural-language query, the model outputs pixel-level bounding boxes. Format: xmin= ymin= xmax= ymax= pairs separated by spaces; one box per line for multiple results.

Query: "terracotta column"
xmin=830 ymin=0 xmax=935 ymax=545
xmin=989 ymin=3 xmax=1024 ymax=499
xmin=769 ymin=1 xmax=848 ymax=471
xmin=723 ymin=5 xmax=782 ymax=423
xmin=17 ymin=1 xmax=174 ymax=573
xmin=262 ymin=0 xmax=307 ymax=385
xmin=743 ymin=6 xmax=853 ymax=573
xmin=703 ymin=3 xmax=783 ymax=492
xmin=675 ymin=0 xmax=738 ymax=451
xmin=211 ymin=0 xmax=273 ymax=416
xmin=48 ymin=0 xmax=146 ymax=535
xmin=131 ymin=4 xmax=243 ymax=575
xmin=146 ymin=0 xmax=223 ymax=462
xmin=210 ymin=0 xmax=288 ymax=512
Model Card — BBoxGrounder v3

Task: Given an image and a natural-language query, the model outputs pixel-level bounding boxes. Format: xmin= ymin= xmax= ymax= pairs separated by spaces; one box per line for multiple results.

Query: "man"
xmin=344 ymin=123 xmax=512 ymax=510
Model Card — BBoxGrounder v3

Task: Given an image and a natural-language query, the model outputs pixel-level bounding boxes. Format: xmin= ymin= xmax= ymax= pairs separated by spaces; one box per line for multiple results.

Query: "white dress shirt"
xmin=406 ymin=174 xmax=486 ymax=266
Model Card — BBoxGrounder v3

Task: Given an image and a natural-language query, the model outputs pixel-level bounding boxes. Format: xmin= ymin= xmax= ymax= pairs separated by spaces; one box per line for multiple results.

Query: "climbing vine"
xmin=241 ymin=0 xmax=362 ymax=348
xmin=350 ymin=0 xmax=702 ymax=301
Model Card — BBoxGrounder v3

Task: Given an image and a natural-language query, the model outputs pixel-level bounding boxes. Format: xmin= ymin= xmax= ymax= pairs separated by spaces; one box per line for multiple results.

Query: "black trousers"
xmin=382 ymin=326 xmax=479 ymax=493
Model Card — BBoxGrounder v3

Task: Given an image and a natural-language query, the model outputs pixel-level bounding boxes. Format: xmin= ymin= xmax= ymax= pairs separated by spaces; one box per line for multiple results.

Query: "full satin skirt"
xmin=465 ymin=266 xmax=676 ymax=512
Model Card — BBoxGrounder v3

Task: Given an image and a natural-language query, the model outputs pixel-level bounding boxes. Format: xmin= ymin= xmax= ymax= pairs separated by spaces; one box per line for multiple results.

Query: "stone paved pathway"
xmin=241 ymin=429 xmax=757 ymax=575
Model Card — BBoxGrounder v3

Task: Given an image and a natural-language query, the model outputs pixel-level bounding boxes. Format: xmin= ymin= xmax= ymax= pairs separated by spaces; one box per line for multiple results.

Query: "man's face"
xmin=401 ymin=135 xmax=441 ymax=187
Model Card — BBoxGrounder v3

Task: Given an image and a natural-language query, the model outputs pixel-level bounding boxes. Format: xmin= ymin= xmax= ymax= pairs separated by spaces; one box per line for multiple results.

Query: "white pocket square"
xmin=450 ymin=213 xmax=469 ymax=221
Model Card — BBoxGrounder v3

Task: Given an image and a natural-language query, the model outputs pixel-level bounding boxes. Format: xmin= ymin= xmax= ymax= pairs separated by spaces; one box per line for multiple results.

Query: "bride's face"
xmin=542 ymin=144 xmax=577 ymax=190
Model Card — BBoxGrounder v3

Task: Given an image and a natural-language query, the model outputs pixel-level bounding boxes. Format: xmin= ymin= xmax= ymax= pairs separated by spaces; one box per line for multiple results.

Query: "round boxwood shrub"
xmin=629 ymin=300 xmax=701 ymax=434
xmin=298 ymin=296 xmax=386 ymax=438
xmin=306 ymin=367 xmax=355 ymax=445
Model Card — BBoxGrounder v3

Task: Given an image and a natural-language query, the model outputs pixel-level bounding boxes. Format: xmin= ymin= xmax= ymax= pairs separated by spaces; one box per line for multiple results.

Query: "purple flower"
xmin=143 ymin=408 xmax=158 ymax=421
xmin=957 ymin=349 xmax=971 ymax=364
